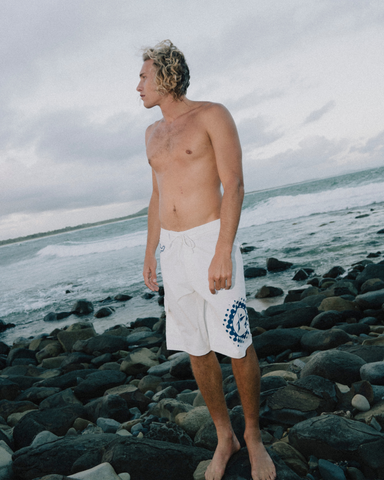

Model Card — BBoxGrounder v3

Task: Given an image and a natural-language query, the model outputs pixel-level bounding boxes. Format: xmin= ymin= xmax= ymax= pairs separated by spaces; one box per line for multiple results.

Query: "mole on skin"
xmin=186 ymin=150 xmax=192 ymax=154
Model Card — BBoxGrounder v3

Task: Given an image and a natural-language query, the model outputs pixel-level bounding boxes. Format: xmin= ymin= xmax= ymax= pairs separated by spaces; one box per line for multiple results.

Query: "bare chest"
xmin=146 ymin=119 xmax=211 ymax=171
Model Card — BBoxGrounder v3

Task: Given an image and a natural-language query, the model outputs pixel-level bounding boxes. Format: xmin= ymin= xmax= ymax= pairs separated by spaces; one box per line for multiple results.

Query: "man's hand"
xmin=208 ymin=251 xmax=232 ymax=294
xmin=143 ymin=254 xmax=159 ymax=292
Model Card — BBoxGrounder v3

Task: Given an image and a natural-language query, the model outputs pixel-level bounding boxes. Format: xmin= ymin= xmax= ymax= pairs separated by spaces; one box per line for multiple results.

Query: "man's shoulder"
xmin=193 ymin=101 xmax=232 ymax=123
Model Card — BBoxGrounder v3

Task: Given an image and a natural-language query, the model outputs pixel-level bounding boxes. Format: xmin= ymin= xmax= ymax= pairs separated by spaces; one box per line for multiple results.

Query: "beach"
xmin=1 ymin=166 xmax=384 ymax=478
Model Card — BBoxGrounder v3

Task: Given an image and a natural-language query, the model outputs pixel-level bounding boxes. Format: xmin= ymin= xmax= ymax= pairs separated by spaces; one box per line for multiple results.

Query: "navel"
xmin=186 ymin=150 xmax=192 ymax=155
xmin=173 ymin=205 xmax=176 ymax=212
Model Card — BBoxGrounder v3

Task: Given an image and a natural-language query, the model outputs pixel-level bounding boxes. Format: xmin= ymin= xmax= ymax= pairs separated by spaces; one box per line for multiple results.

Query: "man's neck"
xmin=159 ymin=95 xmax=194 ymax=123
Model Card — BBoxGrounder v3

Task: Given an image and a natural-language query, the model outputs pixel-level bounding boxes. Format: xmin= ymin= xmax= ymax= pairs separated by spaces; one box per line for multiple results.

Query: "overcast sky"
xmin=1 ymin=0 xmax=384 ymax=240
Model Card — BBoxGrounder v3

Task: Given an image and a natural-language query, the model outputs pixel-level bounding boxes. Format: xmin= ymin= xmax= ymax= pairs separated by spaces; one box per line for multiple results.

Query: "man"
xmin=138 ymin=40 xmax=276 ymax=480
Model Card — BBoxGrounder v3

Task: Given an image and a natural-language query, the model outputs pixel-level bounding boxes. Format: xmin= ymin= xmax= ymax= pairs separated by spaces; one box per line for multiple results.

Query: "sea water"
xmin=1 ymin=166 xmax=384 ymax=345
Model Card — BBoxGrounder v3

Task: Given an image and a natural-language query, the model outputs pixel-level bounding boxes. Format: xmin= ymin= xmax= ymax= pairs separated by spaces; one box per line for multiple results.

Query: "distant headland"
xmin=0 ymin=207 xmax=149 ymax=247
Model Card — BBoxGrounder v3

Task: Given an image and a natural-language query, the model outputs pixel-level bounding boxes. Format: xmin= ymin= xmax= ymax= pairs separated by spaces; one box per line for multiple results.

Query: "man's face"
xmin=136 ymin=59 xmax=162 ymax=109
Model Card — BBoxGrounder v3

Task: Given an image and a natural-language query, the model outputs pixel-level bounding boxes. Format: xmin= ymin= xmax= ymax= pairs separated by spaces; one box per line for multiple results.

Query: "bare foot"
xmin=245 ymin=431 xmax=276 ymax=480
xmin=205 ymin=432 xmax=241 ymax=480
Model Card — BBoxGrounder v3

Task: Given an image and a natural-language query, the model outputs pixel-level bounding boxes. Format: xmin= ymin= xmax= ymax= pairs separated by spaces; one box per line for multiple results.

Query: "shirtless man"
xmin=138 ymin=40 xmax=276 ymax=480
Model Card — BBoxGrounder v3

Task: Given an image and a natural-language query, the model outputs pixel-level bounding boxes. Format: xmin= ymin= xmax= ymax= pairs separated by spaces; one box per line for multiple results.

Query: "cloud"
xmin=238 ymin=116 xmax=283 ymax=148
xmin=303 ymin=100 xmax=336 ymax=124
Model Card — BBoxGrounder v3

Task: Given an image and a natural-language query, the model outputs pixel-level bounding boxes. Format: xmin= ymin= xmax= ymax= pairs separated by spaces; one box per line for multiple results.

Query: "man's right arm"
xmin=143 ymin=168 xmax=160 ymax=291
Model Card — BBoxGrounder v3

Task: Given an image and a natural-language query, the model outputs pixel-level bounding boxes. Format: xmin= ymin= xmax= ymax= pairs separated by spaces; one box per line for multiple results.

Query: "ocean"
xmin=1 ymin=166 xmax=384 ymax=346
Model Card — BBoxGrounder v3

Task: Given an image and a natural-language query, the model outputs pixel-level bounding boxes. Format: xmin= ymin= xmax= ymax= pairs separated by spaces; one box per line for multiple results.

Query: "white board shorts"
xmin=159 ymin=219 xmax=252 ymax=358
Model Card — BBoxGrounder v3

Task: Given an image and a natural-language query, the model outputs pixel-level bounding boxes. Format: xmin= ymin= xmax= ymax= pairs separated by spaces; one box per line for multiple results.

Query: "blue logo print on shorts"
xmin=223 ymin=298 xmax=250 ymax=346
xmin=160 ymin=243 xmax=165 ymax=253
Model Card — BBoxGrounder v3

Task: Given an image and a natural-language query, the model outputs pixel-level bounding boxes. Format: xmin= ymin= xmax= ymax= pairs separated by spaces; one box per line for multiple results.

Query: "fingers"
xmin=208 ymin=274 xmax=232 ymax=294
xmin=143 ymin=267 xmax=159 ymax=292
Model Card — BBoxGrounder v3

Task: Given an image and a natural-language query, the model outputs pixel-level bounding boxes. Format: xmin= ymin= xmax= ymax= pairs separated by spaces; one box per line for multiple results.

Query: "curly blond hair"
xmin=142 ymin=40 xmax=190 ymax=100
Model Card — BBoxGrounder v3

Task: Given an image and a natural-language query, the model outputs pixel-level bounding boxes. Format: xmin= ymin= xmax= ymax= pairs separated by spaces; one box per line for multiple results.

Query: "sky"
xmin=1 ymin=0 xmax=384 ymax=240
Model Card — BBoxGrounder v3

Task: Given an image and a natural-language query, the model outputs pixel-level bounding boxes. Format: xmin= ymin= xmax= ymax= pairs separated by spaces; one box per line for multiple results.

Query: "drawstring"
xmin=169 ymin=233 xmax=195 ymax=252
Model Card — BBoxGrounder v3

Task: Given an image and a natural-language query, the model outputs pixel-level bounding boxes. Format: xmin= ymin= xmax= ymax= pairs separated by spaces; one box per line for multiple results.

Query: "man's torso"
xmin=146 ymin=101 xmax=222 ymax=231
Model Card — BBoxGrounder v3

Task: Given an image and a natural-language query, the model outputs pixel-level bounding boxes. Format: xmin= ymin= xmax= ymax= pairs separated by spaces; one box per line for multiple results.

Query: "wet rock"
xmin=300 ymin=350 xmax=366 ymax=386
xmin=120 ymin=348 xmax=159 ymax=375
xmin=17 ymin=386 xmax=61 ymax=404
xmin=318 ymin=296 xmax=359 ymax=312
xmin=130 ymin=317 xmax=160 ymax=329
xmin=39 ymin=388 xmax=83 ymax=410
xmin=266 ymin=257 xmax=293 ymax=272
xmin=318 ymin=459 xmax=347 ymax=480
xmin=355 ymin=289 xmax=384 ymax=309
xmin=351 ymin=394 xmax=370 ymax=412
xmin=289 ymin=414 xmax=384 ymax=479
xmin=222 ymin=447 xmax=302 ymax=480
xmin=255 ymin=286 xmax=284 ymax=298
xmin=150 ymin=398 xmax=194 ymax=422
xmin=292 ymin=269 xmax=310 ymax=281
xmin=310 ymin=311 xmax=344 ymax=329
xmin=244 ymin=267 xmax=267 ymax=278
xmin=337 ymin=344 xmax=384 ymax=363
xmin=60 ymin=352 xmax=94 ymax=370
xmin=269 ymin=441 xmax=309 ymax=477
xmin=94 ymin=307 xmax=114 ymax=318
xmin=175 ymin=406 xmax=211 ymax=438
xmin=74 ymin=334 xmax=129 ymax=355
xmin=72 ymin=300 xmax=94 ymax=316
xmin=360 ymin=362 xmax=384 ymax=386
xmin=361 ymin=278 xmax=384 ymax=294
xmin=146 ymin=421 xmax=194 ymax=446
xmin=74 ymin=370 xmax=126 ymax=399
xmin=336 ymin=323 xmax=370 ymax=336
xmin=0 ymin=399 xmax=38 ymax=419
xmin=12 ymin=433 xmax=117 ymax=479
xmin=0 ymin=378 xmax=21 ymax=401
xmin=253 ymin=328 xmax=306 ymax=358
xmin=57 ymin=323 xmax=97 ymax=353
xmin=114 ymin=293 xmax=132 ymax=302
xmin=323 ymin=266 xmax=346 ymax=278
xmin=169 ymin=352 xmax=193 ymax=379
xmin=356 ymin=263 xmax=384 ymax=288
xmin=6 ymin=348 xmax=37 ymax=367
xmin=13 ymin=404 xmax=85 ymax=449
xmin=300 ymin=328 xmax=351 ymax=353
xmin=101 ymin=436 xmax=211 ymax=480
xmin=85 ymin=395 xmax=130 ymax=423
xmin=253 ymin=306 xmax=318 ymax=330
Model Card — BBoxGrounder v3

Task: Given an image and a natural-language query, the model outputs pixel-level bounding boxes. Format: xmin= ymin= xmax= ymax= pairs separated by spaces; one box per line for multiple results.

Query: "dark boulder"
xmin=360 ymin=362 xmax=384 ymax=386
xmin=253 ymin=328 xmax=306 ymax=358
xmin=16 ymin=386 xmax=61 ymax=404
xmin=13 ymin=404 xmax=85 ymax=449
xmin=222 ymin=447 xmax=302 ymax=480
xmin=60 ymin=352 xmax=94 ymax=371
xmin=300 ymin=328 xmax=351 ymax=353
xmin=71 ymin=299 xmax=94 ymax=315
xmin=356 ymin=264 xmax=384 ymax=288
xmin=266 ymin=257 xmax=293 ymax=272
xmin=146 ymin=421 xmax=194 ymax=446
xmin=130 ymin=317 xmax=160 ymax=329
xmin=255 ymin=286 xmax=284 ymax=298
xmin=84 ymin=394 xmax=130 ymax=423
xmin=323 ymin=266 xmax=345 ymax=278
xmin=337 ymin=344 xmax=384 ymax=363
xmin=7 ymin=348 xmax=37 ymax=367
xmin=0 ymin=378 xmax=21 ymax=400
xmin=12 ymin=433 xmax=117 ymax=479
xmin=102 ymin=436 xmax=212 ymax=480
xmin=94 ymin=307 xmax=114 ymax=318
xmin=244 ymin=267 xmax=267 ymax=278
xmin=355 ymin=289 xmax=384 ymax=309
xmin=73 ymin=334 xmax=130 ymax=355
xmin=114 ymin=293 xmax=132 ymax=301
xmin=74 ymin=370 xmax=126 ymax=400
xmin=0 ymin=399 xmax=38 ymax=419
xmin=289 ymin=414 xmax=384 ymax=479
xmin=254 ymin=306 xmax=318 ymax=330
xmin=335 ymin=323 xmax=370 ymax=336
xmin=310 ymin=310 xmax=344 ymax=329
xmin=300 ymin=350 xmax=366 ymax=386
xmin=37 ymin=369 xmax=95 ymax=389
xmin=39 ymin=388 xmax=83 ymax=410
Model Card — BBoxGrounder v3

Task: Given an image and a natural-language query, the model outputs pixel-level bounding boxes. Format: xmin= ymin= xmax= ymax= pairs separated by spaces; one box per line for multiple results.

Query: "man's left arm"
xmin=206 ymin=104 xmax=244 ymax=294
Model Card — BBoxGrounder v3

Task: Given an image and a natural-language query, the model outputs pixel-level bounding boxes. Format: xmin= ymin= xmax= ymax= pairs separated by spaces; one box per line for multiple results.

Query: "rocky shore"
xmin=1 ymin=251 xmax=384 ymax=480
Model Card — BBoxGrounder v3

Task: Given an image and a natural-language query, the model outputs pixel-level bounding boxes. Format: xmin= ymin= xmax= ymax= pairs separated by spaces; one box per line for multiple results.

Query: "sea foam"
xmin=240 ymin=181 xmax=384 ymax=229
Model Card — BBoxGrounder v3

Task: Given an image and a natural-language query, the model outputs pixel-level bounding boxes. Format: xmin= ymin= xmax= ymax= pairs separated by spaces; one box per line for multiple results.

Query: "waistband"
xmin=160 ymin=219 xmax=220 ymax=240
